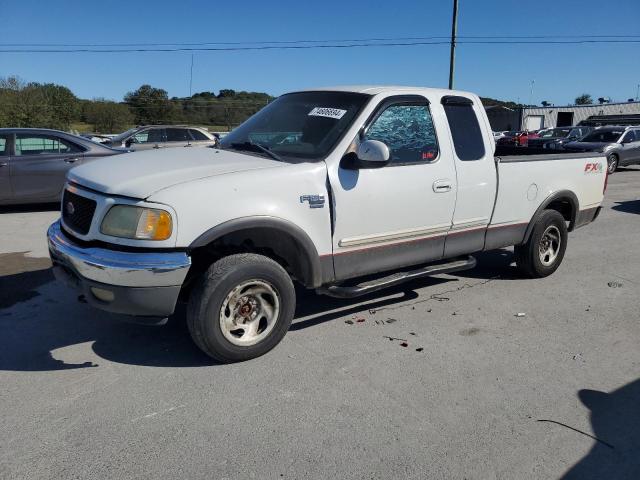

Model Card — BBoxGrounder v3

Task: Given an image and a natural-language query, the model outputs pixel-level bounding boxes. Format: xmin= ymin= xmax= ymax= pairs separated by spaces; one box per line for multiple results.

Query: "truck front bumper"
xmin=47 ymin=220 xmax=191 ymax=318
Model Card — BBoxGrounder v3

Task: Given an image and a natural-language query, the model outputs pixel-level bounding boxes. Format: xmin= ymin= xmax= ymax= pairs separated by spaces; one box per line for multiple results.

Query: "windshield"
xmin=111 ymin=127 xmax=140 ymax=142
xmin=580 ymin=130 xmax=623 ymax=143
xmin=540 ymin=128 xmax=571 ymax=138
xmin=220 ymin=91 xmax=370 ymax=161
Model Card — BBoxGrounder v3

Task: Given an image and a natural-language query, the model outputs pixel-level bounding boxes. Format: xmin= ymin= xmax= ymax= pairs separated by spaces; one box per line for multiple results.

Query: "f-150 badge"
xmin=300 ymin=194 xmax=325 ymax=208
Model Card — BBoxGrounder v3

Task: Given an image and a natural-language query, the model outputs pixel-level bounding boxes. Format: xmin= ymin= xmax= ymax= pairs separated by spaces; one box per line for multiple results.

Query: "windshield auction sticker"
xmin=308 ymin=107 xmax=347 ymax=119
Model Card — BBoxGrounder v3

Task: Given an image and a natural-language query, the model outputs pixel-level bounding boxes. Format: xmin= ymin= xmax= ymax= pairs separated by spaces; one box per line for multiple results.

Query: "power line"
xmin=2 ymin=39 xmax=640 ymax=53
xmin=2 ymin=34 xmax=640 ymax=47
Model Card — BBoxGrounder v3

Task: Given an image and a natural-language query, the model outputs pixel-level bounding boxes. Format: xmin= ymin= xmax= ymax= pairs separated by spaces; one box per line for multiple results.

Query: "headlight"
xmin=101 ymin=205 xmax=173 ymax=240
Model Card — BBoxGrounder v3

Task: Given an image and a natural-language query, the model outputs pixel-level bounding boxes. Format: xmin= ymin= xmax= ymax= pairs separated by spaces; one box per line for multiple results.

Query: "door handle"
xmin=433 ymin=180 xmax=453 ymax=193
xmin=64 ymin=158 xmax=81 ymax=164
xmin=0 ymin=162 xmax=7 ymax=167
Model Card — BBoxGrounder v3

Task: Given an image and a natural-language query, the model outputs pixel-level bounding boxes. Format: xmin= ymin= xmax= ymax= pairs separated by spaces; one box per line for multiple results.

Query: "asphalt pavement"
xmin=1 ymin=169 xmax=639 ymax=479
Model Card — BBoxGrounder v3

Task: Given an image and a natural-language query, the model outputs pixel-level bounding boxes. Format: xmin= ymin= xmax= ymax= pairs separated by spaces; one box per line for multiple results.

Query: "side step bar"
xmin=317 ymin=255 xmax=477 ymax=299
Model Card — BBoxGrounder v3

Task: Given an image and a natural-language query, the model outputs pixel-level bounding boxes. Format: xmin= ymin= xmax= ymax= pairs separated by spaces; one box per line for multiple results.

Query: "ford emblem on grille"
xmin=66 ymin=201 xmax=75 ymax=216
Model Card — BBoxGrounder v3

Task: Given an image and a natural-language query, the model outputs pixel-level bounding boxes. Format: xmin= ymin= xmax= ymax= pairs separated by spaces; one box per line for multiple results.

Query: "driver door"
xmin=329 ymin=95 xmax=457 ymax=280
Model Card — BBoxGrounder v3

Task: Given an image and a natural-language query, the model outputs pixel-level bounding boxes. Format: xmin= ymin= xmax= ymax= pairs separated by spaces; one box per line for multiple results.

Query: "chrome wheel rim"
xmin=539 ymin=225 xmax=561 ymax=266
xmin=219 ymin=280 xmax=280 ymax=346
xmin=608 ymin=156 xmax=618 ymax=173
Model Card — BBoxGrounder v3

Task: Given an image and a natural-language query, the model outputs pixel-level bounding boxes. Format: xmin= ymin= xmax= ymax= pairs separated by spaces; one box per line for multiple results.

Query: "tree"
xmin=124 ymin=84 xmax=174 ymax=124
xmin=575 ymin=94 xmax=593 ymax=105
xmin=84 ymin=99 xmax=133 ymax=133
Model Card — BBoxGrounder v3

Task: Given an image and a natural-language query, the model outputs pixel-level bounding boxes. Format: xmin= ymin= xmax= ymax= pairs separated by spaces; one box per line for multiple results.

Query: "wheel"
xmin=515 ymin=209 xmax=568 ymax=278
xmin=187 ymin=253 xmax=295 ymax=363
xmin=607 ymin=154 xmax=619 ymax=174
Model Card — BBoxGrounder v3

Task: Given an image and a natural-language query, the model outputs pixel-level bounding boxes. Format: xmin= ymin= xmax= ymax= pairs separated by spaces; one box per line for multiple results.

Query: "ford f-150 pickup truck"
xmin=47 ymin=86 xmax=607 ymax=362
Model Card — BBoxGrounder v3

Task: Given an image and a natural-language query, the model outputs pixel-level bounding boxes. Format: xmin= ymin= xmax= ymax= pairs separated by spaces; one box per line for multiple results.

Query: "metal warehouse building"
xmin=485 ymin=100 xmax=640 ymax=132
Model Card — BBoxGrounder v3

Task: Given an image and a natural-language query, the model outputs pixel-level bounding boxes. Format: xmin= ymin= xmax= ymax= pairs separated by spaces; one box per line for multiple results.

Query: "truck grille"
xmin=62 ymin=189 xmax=96 ymax=235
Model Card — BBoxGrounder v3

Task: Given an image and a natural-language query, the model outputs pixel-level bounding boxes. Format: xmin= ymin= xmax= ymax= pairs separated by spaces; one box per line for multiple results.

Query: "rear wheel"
xmin=515 ymin=209 xmax=568 ymax=278
xmin=607 ymin=153 xmax=619 ymax=174
xmin=187 ymin=253 xmax=295 ymax=363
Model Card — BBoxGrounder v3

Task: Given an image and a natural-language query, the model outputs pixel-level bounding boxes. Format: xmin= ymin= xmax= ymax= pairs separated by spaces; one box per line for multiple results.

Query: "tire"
xmin=607 ymin=153 xmax=619 ymax=174
xmin=515 ymin=209 xmax=568 ymax=278
xmin=187 ymin=253 xmax=295 ymax=363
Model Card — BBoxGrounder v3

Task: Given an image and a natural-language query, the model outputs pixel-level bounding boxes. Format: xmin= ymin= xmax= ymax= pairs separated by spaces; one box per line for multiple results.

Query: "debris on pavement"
xmin=400 ymin=342 xmax=408 ymax=347
xmin=344 ymin=320 xmax=354 ymax=325
xmin=515 ymin=312 xmax=526 ymax=317
xmin=415 ymin=348 xmax=424 ymax=352
xmin=383 ymin=336 xmax=407 ymax=342
xmin=607 ymin=281 xmax=623 ymax=288
xmin=386 ymin=318 xmax=397 ymax=324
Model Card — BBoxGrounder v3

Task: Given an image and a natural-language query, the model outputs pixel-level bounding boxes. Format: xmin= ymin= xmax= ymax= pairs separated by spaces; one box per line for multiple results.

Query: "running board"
xmin=317 ymin=255 xmax=477 ymax=299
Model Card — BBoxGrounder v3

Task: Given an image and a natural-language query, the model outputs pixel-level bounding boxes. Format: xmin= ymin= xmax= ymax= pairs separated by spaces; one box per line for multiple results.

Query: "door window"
xmin=443 ymin=99 xmax=486 ymax=161
xmin=133 ymin=129 xmax=164 ymax=144
xmin=189 ymin=129 xmax=209 ymax=141
xmin=166 ymin=128 xmax=190 ymax=142
xmin=0 ymin=135 xmax=8 ymax=155
xmin=15 ymin=134 xmax=82 ymax=155
xmin=621 ymin=131 xmax=636 ymax=143
xmin=364 ymin=103 xmax=438 ymax=164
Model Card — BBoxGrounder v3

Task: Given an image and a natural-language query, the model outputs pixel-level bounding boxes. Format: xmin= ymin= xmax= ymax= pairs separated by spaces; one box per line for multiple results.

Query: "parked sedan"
xmin=563 ymin=126 xmax=640 ymax=173
xmin=0 ymin=128 xmax=123 ymax=205
xmin=524 ymin=126 xmax=590 ymax=149
xmin=103 ymin=125 xmax=218 ymax=151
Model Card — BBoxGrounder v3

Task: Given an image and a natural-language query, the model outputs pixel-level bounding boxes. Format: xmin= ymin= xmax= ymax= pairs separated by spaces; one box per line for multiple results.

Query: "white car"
xmin=48 ymin=86 xmax=607 ymax=362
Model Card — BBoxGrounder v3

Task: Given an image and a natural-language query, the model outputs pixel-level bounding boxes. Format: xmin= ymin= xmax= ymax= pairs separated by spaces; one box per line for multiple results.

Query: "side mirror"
xmin=346 ymin=139 xmax=391 ymax=169
xmin=125 ymin=138 xmax=134 ymax=147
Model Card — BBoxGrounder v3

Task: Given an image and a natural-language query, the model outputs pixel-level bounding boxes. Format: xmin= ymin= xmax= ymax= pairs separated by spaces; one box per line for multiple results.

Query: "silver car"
xmin=0 ymin=128 xmax=123 ymax=205
xmin=563 ymin=126 xmax=640 ymax=173
xmin=104 ymin=125 xmax=218 ymax=151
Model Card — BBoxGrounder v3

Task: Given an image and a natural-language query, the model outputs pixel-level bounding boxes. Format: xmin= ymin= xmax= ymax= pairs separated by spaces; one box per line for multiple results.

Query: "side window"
xmin=0 ymin=135 xmax=8 ymax=155
xmin=442 ymin=98 xmax=486 ymax=161
xmin=166 ymin=128 xmax=190 ymax=142
xmin=189 ymin=129 xmax=209 ymax=141
xmin=364 ymin=103 xmax=438 ymax=164
xmin=621 ymin=131 xmax=635 ymax=143
xmin=133 ymin=129 xmax=164 ymax=144
xmin=15 ymin=135 xmax=82 ymax=155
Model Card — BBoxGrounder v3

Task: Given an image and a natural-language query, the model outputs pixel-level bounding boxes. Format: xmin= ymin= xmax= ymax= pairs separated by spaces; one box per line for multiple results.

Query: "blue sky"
xmin=1 ymin=0 xmax=638 ymax=105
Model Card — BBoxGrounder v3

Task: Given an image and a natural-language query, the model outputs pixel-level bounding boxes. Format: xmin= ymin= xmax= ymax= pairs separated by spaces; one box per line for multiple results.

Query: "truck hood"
xmin=67 ymin=147 xmax=285 ymax=198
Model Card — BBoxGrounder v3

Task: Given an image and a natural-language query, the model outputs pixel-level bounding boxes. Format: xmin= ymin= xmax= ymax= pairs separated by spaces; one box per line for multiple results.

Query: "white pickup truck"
xmin=47 ymin=86 xmax=607 ymax=362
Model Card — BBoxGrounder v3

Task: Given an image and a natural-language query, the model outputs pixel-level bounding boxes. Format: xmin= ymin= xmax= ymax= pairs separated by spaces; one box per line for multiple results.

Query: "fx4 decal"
xmin=300 ymin=194 xmax=325 ymax=209
xmin=584 ymin=162 xmax=603 ymax=173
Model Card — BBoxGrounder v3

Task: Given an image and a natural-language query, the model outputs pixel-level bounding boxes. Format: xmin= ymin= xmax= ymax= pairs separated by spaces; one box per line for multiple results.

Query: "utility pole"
xmin=448 ymin=0 xmax=459 ymax=90
xmin=189 ymin=54 xmax=194 ymax=97
xmin=529 ymin=80 xmax=535 ymax=106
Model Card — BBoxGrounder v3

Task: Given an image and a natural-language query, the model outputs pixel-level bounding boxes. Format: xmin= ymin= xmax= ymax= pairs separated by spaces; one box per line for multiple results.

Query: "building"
xmin=485 ymin=100 xmax=640 ymax=132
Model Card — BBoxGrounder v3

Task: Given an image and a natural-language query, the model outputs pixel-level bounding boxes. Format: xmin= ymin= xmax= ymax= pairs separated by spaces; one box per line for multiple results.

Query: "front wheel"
xmin=607 ymin=154 xmax=619 ymax=174
xmin=515 ymin=209 xmax=568 ymax=278
xmin=187 ymin=253 xmax=295 ymax=363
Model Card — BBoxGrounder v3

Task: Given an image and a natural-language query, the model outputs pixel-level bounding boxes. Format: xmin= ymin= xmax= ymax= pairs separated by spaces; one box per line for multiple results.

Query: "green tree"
xmin=84 ymin=99 xmax=133 ymax=133
xmin=124 ymin=84 xmax=174 ymax=124
xmin=575 ymin=94 xmax=593 ymax=105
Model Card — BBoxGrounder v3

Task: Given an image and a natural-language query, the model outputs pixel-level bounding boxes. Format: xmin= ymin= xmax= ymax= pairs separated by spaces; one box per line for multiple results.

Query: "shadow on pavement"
xmin=454 ymin=248 xmax=522 ymax=280
xmin=0 ymin=245 xmax=518 ymax=371
xmin=561 ymin=378 xmax=640 ymax=479
xmin=612 ymin=200 xmax=640 ymax=215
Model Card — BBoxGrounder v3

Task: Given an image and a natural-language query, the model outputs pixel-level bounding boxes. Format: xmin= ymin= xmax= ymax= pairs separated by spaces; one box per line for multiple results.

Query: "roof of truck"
xmin=295 ymin=85 xmax=474 ymax=97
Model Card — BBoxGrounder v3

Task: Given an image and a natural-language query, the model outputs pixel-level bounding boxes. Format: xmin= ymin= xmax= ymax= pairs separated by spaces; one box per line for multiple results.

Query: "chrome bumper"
xmin=47 ymin=220 xmax=191 ymax=317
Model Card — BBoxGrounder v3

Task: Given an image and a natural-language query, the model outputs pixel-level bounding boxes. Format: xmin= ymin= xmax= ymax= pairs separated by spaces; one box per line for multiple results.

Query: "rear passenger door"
xmin=441 ymin=96 xmax=497 ymax=256
xmin=0 ymin=134 xmax=11 ymax=201
xmin=11 ymin=133 xmax=85 ymax=202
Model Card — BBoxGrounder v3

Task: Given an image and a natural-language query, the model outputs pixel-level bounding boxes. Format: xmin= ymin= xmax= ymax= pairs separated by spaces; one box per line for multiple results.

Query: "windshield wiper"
xmin=226 ymin=141 xmax=284 ymax=162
